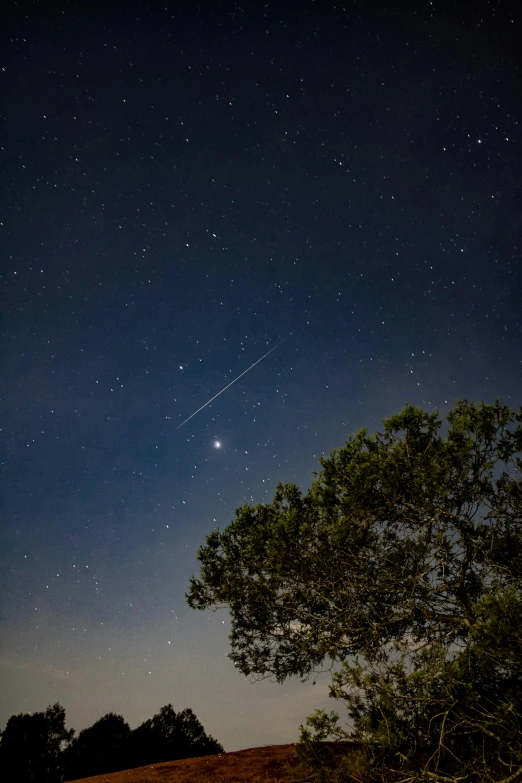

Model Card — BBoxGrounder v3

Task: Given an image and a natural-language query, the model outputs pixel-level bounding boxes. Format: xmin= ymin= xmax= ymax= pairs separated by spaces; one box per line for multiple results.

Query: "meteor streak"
xmin=175 ymin=337 xmax=287 ymax=430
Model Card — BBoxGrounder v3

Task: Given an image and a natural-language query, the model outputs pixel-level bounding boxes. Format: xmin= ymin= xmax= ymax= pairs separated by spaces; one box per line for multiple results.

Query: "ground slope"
xmin=64 ymin=743 xmax=312 ymax=783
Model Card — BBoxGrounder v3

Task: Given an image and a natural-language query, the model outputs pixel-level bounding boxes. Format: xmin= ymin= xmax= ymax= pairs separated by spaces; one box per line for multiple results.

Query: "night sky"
xmin=2 ymin=0 xmax=522 ymax=753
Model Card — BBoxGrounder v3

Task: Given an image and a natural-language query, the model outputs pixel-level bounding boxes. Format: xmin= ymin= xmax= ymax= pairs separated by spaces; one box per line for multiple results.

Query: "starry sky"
xmin=2 ymin=0 xmax=522 ymax=753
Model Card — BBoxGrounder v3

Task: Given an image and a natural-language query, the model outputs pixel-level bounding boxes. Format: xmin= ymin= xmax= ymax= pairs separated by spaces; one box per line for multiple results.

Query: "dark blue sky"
xmin=2 ymin=0 xmax=521 ymax=751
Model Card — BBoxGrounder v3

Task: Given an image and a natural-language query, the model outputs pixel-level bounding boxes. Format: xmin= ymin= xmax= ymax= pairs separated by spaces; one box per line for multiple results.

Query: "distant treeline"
xmin=0 ymin=702 xmax=224 ymax=782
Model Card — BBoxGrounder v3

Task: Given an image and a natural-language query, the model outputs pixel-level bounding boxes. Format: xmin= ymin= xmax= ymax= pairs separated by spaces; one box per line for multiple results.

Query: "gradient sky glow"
xmin=2 ymin=0 xmax=522 ymax=752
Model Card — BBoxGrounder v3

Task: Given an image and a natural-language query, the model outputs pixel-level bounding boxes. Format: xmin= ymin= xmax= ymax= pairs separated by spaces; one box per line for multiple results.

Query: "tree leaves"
xmin=0 ymin=703 xmax=73 ymax=783
xmin=130 ymin=705 xmax=223 ymax=767
xmin=187 ymin=399 xmax=522 ymax=780
xmin=1 ymin=703 xmax=223 ymax=781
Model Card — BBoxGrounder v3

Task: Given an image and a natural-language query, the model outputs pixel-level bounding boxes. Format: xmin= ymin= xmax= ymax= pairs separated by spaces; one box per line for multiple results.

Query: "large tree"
xmin=0 ymin=703 xmax=73 ymax=783
xmin=187 ymin=400 xmax=522 ymax=781
xmin=61 ymin=713 xmax=131 ymax=781
xmin=130 ymin=704 xmax=223 ymax=768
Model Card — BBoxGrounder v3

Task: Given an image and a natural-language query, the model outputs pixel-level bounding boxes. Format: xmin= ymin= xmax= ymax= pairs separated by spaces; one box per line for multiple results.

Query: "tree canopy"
xmin=0 ymin=703 xmax=73 ymax=783
xmin=0 ymin=702 xmax=222 ymax=782
xmin=61 ymin=713 xmax=131 ymax=781
xmin=187 ymin=400 xmax=522 ymax=781
xmin=130 ymin=704 xmax=223 ymax=768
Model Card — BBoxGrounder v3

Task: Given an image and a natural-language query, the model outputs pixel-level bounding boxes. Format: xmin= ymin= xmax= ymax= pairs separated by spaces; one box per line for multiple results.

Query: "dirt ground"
xmin=64 ymin=743 xmax=315 ymax=783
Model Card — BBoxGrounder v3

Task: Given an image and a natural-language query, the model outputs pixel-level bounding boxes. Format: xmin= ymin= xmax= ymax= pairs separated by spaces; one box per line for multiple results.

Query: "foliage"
xmin=130 ymin=704 xmax=223 ymax=767
xmin=62 ymin=712 xmax=131 ymax=780
xmin=0 ymin=703 xmax=73 ymax=783
xmin=292 ymin=713 xmax=368 ymax=783
xmin=187 ymin=400 xmax=522 ymax=781
xmin=0 ymin=702 xmax=222 ymax=781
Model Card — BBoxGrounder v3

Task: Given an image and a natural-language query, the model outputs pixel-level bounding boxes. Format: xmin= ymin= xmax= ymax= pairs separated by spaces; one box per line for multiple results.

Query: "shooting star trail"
xmin=175 ymin=337 xmax=288 ymax=430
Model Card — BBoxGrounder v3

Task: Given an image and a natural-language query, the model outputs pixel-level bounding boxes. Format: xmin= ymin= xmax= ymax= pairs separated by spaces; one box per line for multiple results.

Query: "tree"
xmin=61 ymin=713 xmax=131 ymax=781
xmin=186 ymin=400 xmax=522 ymax=782
xmin=0 ymin=703 xmax=73 ymax=783
xmin=130 ymin=704 xmax=223 ymax=767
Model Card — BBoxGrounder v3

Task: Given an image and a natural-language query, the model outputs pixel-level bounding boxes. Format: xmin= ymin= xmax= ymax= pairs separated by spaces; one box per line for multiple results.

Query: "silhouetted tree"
xmin=187 ymin=400 xmax=522 ymax=782
xmin=0 ymin=703 xmax=73 ymax=783
xmin=130 ymin=704 xmax=223 ymax=767
xmin=62 ymin=712 xmax=131 ymax=780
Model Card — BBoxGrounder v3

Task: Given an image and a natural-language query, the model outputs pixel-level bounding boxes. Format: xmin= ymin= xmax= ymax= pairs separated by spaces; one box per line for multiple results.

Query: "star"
xmin=214 ymin=441 xmax=221 ymax=449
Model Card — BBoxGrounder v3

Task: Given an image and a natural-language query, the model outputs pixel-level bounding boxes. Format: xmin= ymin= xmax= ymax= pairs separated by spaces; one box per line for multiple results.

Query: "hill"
xmin=64 ymin=743 xmax=312 ymax=783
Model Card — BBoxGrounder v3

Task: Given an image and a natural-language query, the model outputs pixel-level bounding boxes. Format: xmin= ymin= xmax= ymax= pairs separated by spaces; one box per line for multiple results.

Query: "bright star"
xmin=214 ymin=441 xmax=221 ymax=448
